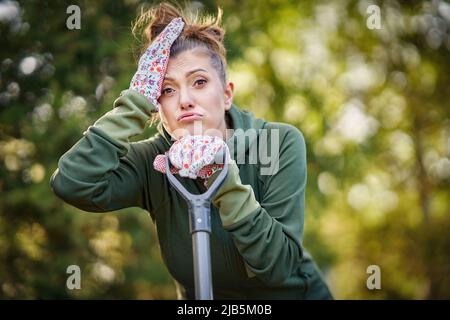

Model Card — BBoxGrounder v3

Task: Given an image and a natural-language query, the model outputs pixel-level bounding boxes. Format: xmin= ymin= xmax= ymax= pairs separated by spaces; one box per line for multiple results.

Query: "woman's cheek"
xmin=159 ymin=104 xmax=175 ymax=123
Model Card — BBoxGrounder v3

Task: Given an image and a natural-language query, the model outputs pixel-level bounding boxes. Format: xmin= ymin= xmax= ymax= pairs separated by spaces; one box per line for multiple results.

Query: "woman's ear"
xmin=224 ymin=81 xmax=234 ymax=111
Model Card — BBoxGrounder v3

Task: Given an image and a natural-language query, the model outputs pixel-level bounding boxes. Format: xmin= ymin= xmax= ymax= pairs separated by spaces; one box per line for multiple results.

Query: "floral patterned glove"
xmin=153 ymin=135 xmax=230 ymax=186
xmin=129 ymin=17 xmax=184 ymax=111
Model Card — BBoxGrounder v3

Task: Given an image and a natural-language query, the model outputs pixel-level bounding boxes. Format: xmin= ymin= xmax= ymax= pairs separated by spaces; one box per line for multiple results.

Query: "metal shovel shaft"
xmin=165 ymin=150 xmax=229 ymax=300
xmin=193 ymin=231 xmax=213 ymax=299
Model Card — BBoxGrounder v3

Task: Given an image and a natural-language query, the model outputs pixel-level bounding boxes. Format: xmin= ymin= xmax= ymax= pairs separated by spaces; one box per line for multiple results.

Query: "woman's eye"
xmin=162 ymin=88 xmax=174 ymax=95
xmin=194 ymin=79 xmax=207 ymax=87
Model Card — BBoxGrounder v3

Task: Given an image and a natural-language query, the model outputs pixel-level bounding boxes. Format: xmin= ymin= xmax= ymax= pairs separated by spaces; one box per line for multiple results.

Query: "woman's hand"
xmin=153 ymin=135 xmax=230 ymax=183
xmin=129 ymin=17 xmax=184 ymax=111
xmin=169 ymin=135 xmax=229 ymax=179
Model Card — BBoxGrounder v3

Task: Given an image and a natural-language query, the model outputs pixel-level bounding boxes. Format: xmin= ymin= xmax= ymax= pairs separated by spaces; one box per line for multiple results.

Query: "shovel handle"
xmin=165 ymin=148 xmax=230 ymax=203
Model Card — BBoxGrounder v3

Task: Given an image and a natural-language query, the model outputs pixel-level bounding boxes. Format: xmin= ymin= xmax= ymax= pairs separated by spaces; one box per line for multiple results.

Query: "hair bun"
xmin=133 ymin=2 xmax=227 ymax=67
xmin=135 ymin=3 xmax=186 ymax=42
xmin=206 ymin=26 xmax=224 ymax=43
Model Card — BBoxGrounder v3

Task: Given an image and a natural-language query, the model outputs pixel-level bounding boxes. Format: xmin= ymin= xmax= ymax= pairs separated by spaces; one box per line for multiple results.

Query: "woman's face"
xmin=158 ymin=49 xmax=234 ymax=140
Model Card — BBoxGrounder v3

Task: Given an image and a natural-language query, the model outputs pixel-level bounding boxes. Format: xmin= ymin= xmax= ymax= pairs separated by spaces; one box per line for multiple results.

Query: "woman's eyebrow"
xmin=164 ymin=68 xmax=208 ymax=81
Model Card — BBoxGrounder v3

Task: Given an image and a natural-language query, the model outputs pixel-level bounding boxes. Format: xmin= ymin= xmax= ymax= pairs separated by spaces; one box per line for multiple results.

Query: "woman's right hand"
xmin=129 ymin=17 xmax=184 ymax=112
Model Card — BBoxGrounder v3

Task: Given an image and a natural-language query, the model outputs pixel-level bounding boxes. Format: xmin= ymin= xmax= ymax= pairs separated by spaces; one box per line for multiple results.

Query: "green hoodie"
xmin=50 ymin=90 xmax=333 ymax=299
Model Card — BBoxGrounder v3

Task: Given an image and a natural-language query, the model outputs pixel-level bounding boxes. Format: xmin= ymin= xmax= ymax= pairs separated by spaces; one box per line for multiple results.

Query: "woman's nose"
xmin=179 ymin=88 xmax=195 ymax=109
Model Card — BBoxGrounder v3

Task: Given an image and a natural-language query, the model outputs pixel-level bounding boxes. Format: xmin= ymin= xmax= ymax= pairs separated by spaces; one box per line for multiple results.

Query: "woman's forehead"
xmin=165 ymin=50 xmax=212 ymax=79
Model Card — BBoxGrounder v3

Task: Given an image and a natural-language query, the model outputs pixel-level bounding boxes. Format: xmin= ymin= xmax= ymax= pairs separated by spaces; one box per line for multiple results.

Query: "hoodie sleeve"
xmin=50 ymin=90 xmax=155 ymax=212
xmin=207 ymin=123 xmax=307 ymax=286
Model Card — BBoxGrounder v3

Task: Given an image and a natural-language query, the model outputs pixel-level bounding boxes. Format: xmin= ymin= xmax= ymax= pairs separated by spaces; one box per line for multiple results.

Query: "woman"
xmin=50 ymin=2 xmax=333 ymax=300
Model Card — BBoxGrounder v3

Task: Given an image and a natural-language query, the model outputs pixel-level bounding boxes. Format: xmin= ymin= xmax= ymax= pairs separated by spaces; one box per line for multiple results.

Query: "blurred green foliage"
xmin=0 ymin=0 xmax=449 ymax=299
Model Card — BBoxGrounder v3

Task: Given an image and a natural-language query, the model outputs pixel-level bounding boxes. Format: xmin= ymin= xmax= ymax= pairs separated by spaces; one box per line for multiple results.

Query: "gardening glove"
xmin=91 ymin=18 xmax=184 ymax=149
xmin=153 ymin=135 xmax=230 ymax=185
xmin=129 ymin=17 xmax=185 ymax=111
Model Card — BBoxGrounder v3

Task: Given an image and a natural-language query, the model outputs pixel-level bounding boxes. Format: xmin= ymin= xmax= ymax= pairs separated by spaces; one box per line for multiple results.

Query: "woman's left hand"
xmin=153 ymin=135 xmax=230 ymax=181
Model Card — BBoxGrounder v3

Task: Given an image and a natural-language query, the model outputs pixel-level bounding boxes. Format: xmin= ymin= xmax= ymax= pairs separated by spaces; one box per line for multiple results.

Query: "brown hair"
xmin=132 ymin=2 xmax=228 ymax=125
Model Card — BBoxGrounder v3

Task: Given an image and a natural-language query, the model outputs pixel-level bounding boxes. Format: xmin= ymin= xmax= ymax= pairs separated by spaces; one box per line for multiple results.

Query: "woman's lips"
xmin=177 ymin=113 xmax=203 ymax=122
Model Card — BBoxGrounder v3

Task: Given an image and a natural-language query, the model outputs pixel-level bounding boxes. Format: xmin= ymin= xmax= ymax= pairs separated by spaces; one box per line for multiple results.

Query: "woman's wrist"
xmin=208 ymin=160 xmax=260 ymax=228
xmin=92 ymin=90 xmax=156 ymax=150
